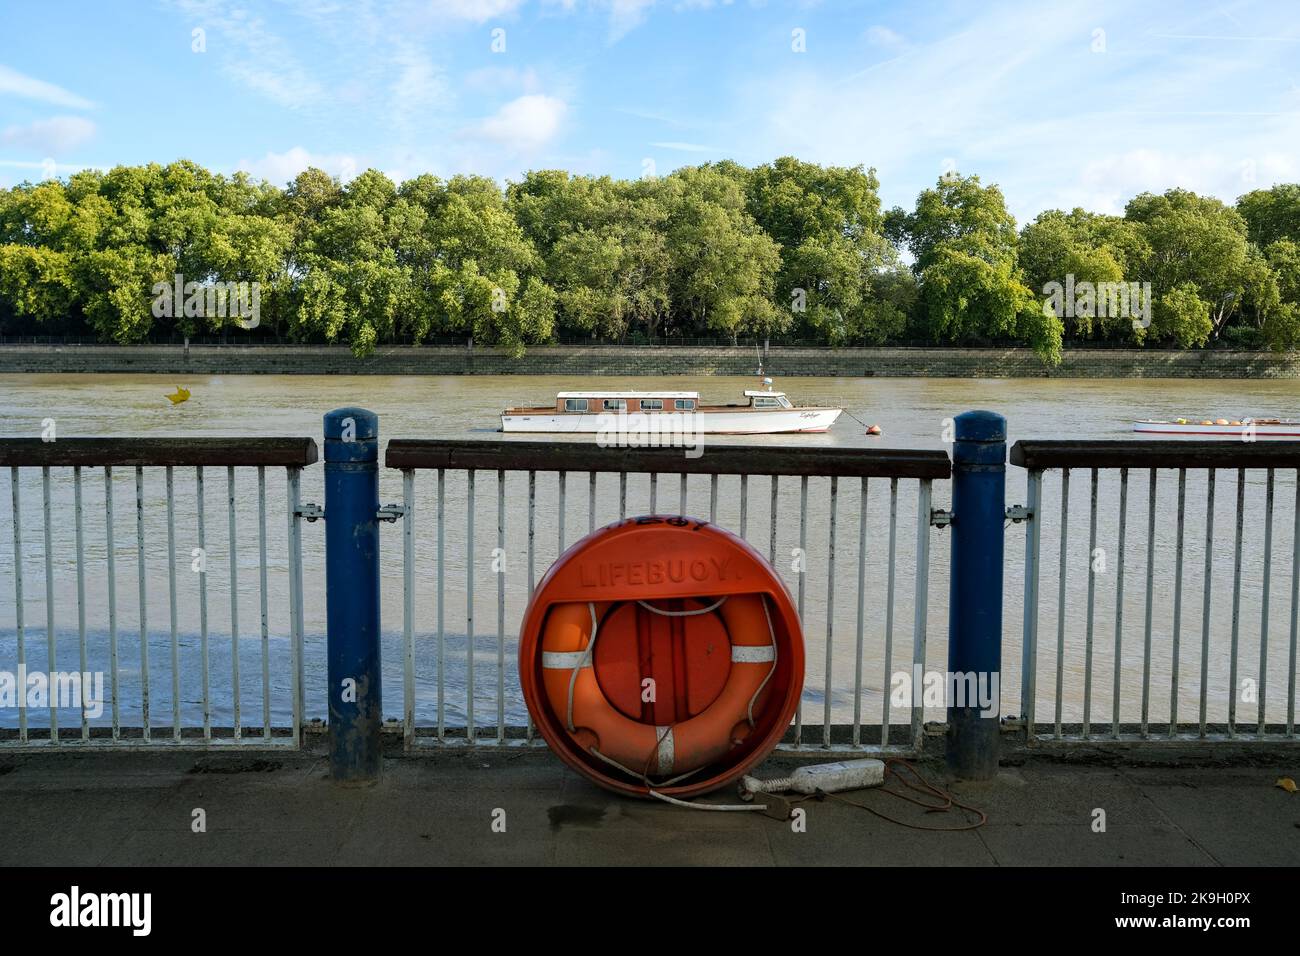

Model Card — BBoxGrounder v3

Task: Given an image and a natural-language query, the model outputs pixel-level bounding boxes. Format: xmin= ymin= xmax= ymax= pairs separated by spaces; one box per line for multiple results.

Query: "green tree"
xmin=891 ymin=175 xmax=1061 ymax=363
xmin=1237 ymin=184 xmax=1300 ymax=248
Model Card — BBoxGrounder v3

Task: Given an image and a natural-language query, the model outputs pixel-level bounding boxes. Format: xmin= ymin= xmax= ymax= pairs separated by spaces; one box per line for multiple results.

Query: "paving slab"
xmin=0 ymin=749 xmax=1296 ymax=866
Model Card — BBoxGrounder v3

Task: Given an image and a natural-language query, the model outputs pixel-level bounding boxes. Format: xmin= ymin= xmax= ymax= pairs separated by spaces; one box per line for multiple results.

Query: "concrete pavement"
xmin=0 ymin=749 xmax=1296 ymax=866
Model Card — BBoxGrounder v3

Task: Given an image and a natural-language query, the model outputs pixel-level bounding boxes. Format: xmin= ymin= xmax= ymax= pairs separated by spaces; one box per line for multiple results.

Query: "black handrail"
xmin=0 ymin=437 xmax=319 ymax=467
xmin=1011 ymin=439 xmax=1300 ymax=470
xmin=385 ymin=437 xmax=950 ymax=479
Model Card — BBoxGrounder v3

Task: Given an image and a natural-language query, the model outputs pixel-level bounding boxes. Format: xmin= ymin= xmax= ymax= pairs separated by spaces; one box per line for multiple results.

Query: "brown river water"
xmin=1 ymin=372 xmax=1297 ymax=734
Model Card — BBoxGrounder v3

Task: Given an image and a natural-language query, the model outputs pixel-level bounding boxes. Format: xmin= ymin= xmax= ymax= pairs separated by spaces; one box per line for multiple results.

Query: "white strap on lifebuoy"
xmin=542 ymin=651 xmax=592 ymax=669
xmin=655 ymin=726 xmax=675 ymax=775
xmin=731 ymin=645 xmax=775 ymax=663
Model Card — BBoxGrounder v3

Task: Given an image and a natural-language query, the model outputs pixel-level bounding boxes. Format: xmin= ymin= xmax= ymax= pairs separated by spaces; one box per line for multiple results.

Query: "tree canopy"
xmin=3 ymin=160 xmax=1300 ymax=363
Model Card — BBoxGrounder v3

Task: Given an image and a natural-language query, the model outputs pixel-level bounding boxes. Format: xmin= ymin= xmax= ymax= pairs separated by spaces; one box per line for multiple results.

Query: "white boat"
xmin=1133 ymin=418 xmax=1300 ymax=437
xmin=501 ymin=384 xmax=843 ymax=434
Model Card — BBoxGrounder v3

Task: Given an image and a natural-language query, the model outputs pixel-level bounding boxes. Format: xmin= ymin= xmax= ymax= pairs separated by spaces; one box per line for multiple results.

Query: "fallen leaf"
xmin=1276 ymin=777 xmax=1297 ymax=793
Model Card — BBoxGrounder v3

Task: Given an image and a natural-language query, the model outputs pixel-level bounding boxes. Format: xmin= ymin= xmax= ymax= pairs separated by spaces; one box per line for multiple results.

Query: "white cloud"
xmin=429 ymin=0 xmax=525 ymax=22
xmin=0 ymin=65 xmax=94 ymax=109
xmin=650 ymin=141 xmax=724 ymax=152
xmin=864 ymin=25 xmax=904 ymax=48
xmin=236 ymin=146 xmax=362 ymax=186
xmin=0 ymin=116 xmax=96 ymax=154
xmin=390 ymin=46 xmax=451 ymax=132
xmin=730 ymin=1 xmax=1300 ymax=221
xmin=464 ymin=66 xmax=541 ymax=94
xmin=607 ymin=0 xmax=657 ymax=41
xmin=473 ymin=94 xmax=568 ymax=150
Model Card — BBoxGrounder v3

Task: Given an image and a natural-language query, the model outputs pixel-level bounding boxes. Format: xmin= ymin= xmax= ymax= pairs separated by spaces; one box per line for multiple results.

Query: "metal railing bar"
xmin=795 ymin=474 xmax=808 ymax=745
xmin=437 ymin=468 xmax=446 ymax=740
xmin=882 ymin=477 xmax=898 ymax=748
xmin=1169 ymin=469 xmax=1186 ymax=738
xmin=403 ymin=469 xmax=415 ymax=751
xmin=1083 ymin=468 xmax=1098 ymax=738
xmin=853 ymin=476 xmax=868 ymax=747
xmin=1111 ymin=468 xmax=1128 ymax=739
xmin=165 ymin=467 xmax=179 ymax=739
xmin=769 ymin=476 xmax=779 ymax=566
xmin=1259 ymin=468 xmax=1274 ymax=737
xmin=740 ymin=474 xmax=748 ymax=537
xmin=106 ymin=465 xmax=119 ymax=741
xmin=824 ymin=476 xmax=837 ymax=748
xmin=9 ymin=468 xmax=25 ymax=741
xmin=1229 ymin=468 xmax=1245 ymax=737
xmin=1021 ymin=470 xmax=1042 ymax=735
xmin=1054 ymin=469 xmax=1069 ymax=739
xmin=1199 ymin=469 xmax=1216 ymax=738
xmin=466 ymin=469 xmax=476 ymax=742
xmin=258 ymin=467 xmax=270 ymax=741
xmin=197 ymin=466 xmax=210 ymax=740
xmin=385 ymin=439 xmax=950 ymax=480
xmin=0 ymin=437 xmax=318 ymax=468
xmin=497 ymin=469 xmax=506 ymax=745
xmin=136 ymin=466 xmax=149 ymax=741
xmin=1011 ymin=440 xmax=1300 ymax=471
xmin=75 ymin=466 xmax=88 ymax=740
xmin=287 ymin=466 xmax=304 ymax=747
xmin=911 ymin=478 xmax=933 ymax=750
xmin=227 ymin=466 xmax=240 ymax=740
xmin=1141 ymin=468 xmax=1157 ymax=738
xmin=1289 ymin=468 xmax=1299 ymax=738
xmin=41 ymin=467 xmax=56 ymax=742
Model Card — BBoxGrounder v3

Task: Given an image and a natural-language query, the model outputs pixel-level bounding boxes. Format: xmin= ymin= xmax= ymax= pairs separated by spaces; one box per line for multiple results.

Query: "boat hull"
xmin=1133 ymin=420 xmax=1300 ymax=437
xmin=502 ymin=408 xmax=843 ymax=434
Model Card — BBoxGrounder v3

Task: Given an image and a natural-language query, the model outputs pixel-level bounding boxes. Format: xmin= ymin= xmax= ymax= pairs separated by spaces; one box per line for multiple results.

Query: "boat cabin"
xmin=551 ymin=391 xmax=700 ymax=413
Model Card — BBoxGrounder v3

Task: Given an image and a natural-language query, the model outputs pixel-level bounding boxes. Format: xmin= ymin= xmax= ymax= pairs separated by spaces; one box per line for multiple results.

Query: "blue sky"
xmin=1 ymin=0 xmax=1298 ymax=222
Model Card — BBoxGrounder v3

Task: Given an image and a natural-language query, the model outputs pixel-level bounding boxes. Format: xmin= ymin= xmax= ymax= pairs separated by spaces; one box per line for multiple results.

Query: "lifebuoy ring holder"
xmin=519 ymin=515 xmax=806 ymax=798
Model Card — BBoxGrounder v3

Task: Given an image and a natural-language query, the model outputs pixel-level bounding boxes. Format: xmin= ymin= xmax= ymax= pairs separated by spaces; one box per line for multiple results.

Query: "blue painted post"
xmin=323 ymin=407 xmax=382 ymax=784
xmin=947 ymin=410 xmax=1006 ymax=779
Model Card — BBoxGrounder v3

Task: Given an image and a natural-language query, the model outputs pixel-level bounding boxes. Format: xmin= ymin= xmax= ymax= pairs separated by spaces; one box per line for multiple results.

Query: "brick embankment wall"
xmin=0 ymin=344 xmax=1297 ymax=378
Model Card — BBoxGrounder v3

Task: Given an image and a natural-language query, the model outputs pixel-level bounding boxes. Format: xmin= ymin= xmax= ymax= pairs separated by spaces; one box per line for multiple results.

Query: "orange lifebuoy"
xmin=539 ymin=593 xmax=776 ymax=778
xmin=520 ymin=516 xmax=804 ymax=798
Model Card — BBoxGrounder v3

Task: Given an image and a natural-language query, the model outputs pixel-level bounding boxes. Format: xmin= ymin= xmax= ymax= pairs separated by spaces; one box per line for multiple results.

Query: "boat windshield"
xmin=779 ymin=396 xmax=792 ymax=409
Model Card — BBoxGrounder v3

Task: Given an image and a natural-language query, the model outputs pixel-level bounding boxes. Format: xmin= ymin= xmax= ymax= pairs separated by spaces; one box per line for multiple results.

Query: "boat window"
xmin=778 ymin=397 xmax=792 ymax=409
xmin=640 ymin=399 xmax=663 ymax=411
xmin=564 ymin=398 xmax=588 ymax=412
xmin=753 ymin=397 xmax=781 ymax=408
xmin=674 ymin=399 xmax=695 ymax=410
xmin=603 ymin=399 xmax=627 ymax=411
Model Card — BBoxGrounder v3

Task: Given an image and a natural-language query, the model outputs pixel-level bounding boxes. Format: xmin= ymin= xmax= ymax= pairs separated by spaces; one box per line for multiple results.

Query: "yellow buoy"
xmin=166 ymin=386 xmax=191 ymax=405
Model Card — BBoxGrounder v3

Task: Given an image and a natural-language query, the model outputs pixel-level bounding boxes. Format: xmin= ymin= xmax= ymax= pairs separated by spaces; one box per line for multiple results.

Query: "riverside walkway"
xmin=1 ymin=748 xmax=1294 ymax=866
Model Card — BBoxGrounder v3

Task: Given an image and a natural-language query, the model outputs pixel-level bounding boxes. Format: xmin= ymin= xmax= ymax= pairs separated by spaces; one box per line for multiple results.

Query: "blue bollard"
xmin=946 ymin=410 xmax=1006 ymax=779
xmin=323 ymin=407 xmax=382 ymax=784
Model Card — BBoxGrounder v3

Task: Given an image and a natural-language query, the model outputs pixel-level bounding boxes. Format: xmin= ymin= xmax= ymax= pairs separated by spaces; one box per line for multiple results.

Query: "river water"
xmin=1 ymin=372 xmax=1297 ymax=734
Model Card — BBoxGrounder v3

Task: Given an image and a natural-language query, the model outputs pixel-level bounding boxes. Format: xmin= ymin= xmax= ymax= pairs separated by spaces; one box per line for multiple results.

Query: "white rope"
xmin=648 ymin=790 xmax=766 ymax=812
xmin=636 ymin=596 xmax=728 ymax=616
xmin=565 ymin=602 xmax=599 ymax=733
xmin=747 ymin=593 xmax=778 ymax=727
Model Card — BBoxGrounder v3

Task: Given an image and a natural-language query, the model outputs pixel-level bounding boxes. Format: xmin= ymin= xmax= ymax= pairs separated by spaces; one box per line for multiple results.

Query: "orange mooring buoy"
xmin=519 ymin=516 xmax=805 ymax=798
